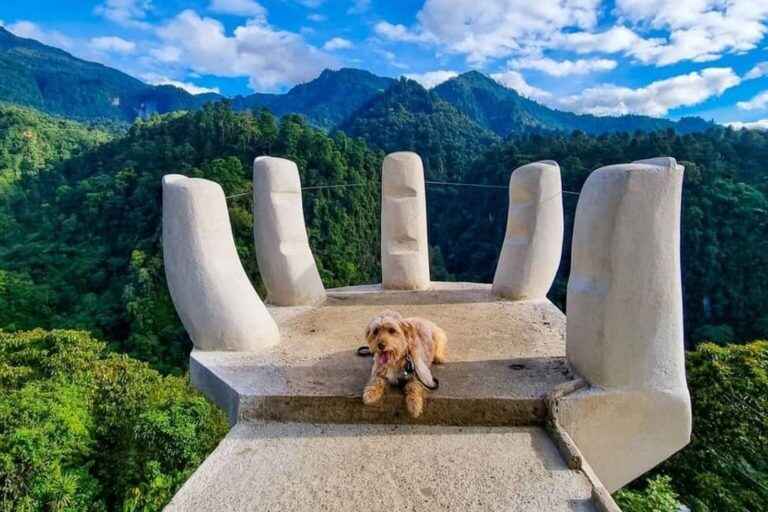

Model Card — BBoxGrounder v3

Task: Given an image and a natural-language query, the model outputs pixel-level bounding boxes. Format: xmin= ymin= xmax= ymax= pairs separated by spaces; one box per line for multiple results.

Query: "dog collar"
xmin=355 ymin=347 xmax=440 ymax=391
xmin=395 ymin=357 xmax=416 ymax=388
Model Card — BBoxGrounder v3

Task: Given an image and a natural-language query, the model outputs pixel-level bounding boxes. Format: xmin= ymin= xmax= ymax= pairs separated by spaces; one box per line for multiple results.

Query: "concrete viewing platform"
xmin=191 ymin=282 xmax=577 ymax=426
xmin=166 ymin=422 xmax=596 ymax=512
xmin=163 ymin=154 xmax=695 ymax=510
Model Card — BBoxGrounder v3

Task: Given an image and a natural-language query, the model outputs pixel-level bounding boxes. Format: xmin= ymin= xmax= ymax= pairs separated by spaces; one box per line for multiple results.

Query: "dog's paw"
xmin=362 ymin=384 xmax=384 ymax=405
xmin=406 ymin=393 xmax=423 ymax=418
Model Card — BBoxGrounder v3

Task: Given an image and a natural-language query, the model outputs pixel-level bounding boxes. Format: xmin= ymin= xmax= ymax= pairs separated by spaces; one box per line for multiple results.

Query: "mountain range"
xmin=0 ymin=26 xmax=713 ymax=135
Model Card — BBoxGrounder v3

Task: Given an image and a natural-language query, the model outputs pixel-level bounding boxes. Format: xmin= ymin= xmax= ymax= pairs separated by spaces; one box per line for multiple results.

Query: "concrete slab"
xmin=165 ymin=422 xmax=597 ymax=512
xmin=191 ymin=282 xmax=578 ymax=426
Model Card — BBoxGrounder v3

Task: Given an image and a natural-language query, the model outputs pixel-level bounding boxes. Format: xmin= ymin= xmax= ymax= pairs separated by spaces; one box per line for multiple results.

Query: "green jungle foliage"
xmin=0 ymin=103 xmax=109 ymax=189
xmin=654 ymin=340 xmax=768 ymax=511
xmin=0 ymin=329 xmax=228 ymax=511
xmin=614 ymin=475 xmax=680 ymax=512
xmin=434 ymin=130 xmax=768 ymax=345
xmin=0 ymin=103 xmax=382 ymax=372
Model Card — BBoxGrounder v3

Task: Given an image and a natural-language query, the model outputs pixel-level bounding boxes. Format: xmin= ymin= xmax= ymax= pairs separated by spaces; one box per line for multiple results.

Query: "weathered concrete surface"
xmin=162 ymin=175 xmax=279 ymax=351
xmin=191 ymin=282 xmax=578 ymax=426
xmin=561 ymin=157 xmax=691 ymax=491
xmin=165 ymin=422 xmax=596 ymax=512
xmin=253 ymin=156 xmax=325 ymax=306
xmin=381 ymin=152 xmax=430 ymax=290
xmin=493 ymin=160 xmax=564 ymax=300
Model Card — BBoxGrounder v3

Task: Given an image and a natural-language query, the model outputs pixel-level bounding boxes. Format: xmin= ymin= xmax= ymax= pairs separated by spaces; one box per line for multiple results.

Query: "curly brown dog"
xmin=361 ymin=310 xmax=447 ymax=418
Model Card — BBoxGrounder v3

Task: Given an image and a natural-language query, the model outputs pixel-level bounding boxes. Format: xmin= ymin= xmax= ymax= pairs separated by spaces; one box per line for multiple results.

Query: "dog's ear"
xmin=408 ymin=338 xmax=436 ymax=389
xmin=401 ymin=320 xmax=435 ymax=388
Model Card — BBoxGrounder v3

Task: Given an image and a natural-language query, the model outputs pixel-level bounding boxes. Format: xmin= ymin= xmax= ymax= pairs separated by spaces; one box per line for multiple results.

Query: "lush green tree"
xmin=0 ymin=270 xmax=54 ymax=331
xmin=0 ymin=329 xmax=227 ymax=511
xmin=0 ymin=103 xmax=109 ymax=188
xmin=656 ymin=341 xmax=768 ymax=511
xmin=615 ymin=475 xmax=680 ymax=512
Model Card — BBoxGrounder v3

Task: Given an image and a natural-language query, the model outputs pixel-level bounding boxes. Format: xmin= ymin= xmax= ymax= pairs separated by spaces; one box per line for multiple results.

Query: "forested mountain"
xmin=432 ymin=71 xmax=714 ymax=136
xmin=0 ymin=27 xmax=715 ymax=137
xmin=0 ymin=27 xmax=217 ymax=122
xmin=232 ymin=68 xmax=394 ymax=130
xmin=0 ymin=26 xmax=391 ymax=128
xmin=339 ymin=78 xmax=499 ymax=179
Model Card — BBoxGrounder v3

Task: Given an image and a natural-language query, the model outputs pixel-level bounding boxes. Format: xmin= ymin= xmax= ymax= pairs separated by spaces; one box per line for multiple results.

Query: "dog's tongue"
xmin=377 ymin=352 xmax=390 ymax=365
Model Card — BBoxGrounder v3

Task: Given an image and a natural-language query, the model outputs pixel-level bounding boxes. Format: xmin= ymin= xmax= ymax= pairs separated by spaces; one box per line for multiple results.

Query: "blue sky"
xmin=2 ymin=0 xmax=768 ymax=127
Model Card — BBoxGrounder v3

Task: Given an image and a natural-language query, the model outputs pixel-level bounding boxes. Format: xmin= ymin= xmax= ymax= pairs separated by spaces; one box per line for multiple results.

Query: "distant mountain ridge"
xmin=431 ymin=71 xmax=713 ymax=135
xmin=0 ymin=26 xmax=714 ymax=135
xmin=232 ymin=69 xmax=394 ymax=130
xmin=0 ymin=27 xmax=216 ymax=121
xmin=0 ymin=27 xmax=393 ymax=128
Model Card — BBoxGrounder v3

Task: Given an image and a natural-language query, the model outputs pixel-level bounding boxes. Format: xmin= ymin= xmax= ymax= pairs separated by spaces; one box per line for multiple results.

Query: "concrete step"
xmin=190 ymin=283 xmax=577 ymax=426
xmin=165 ymin=422 xmax=598 ymax=512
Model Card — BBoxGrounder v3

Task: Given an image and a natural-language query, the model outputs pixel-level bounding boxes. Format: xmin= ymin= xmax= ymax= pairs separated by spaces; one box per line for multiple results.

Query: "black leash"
xmin=356 ymin=346 xmax=440 ymax=390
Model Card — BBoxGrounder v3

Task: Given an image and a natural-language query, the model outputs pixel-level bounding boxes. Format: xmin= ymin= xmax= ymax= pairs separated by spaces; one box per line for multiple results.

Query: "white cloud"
xmin=556 ymin=67 xmax=741 ymax=116
xmin=726 ymin=119 xmax=768 ymax=130
xmin=611 ymin=0 xmax=768 ymax=66
xmin=374 ymin=21 xmax=432 ymax=44
xmin=378 ymin=0 xmax=600 ymax=64
xmin=90 ymin=36 xmax=136 ymax=54
xmin=156 ymin=10 xmax=336 ymax=91
xmin=490 ymin=70 xmax=552 ymax=101
xmin=553 ymin=25 xmax=655 ymax=55
xmin=5 ymin=21 xmax=74 ymax=50
xmin=511 ymin=56 xmax=616 ymax=76
xmin=208 ymin=0 xmax=266 ymax=19
xmin=745 ymin=62 xmax=768 ymax=81
xmin=323 ymin=37 xmax=353 ymax=50
xmin=142 ymin=73 xmax=221 ymax=94
xmin=149 ymin=45 xmax=182 ymax=62
xmin=374 ymin=0 xmax=768 ymax=68
xmin=737 ymin=91 xmax=768 ymax=111
xmin=94 ymin=0 xmax=152 ymax=29
xmin=404 ymin=70 xmax=458 ymax=89
xmin=307 ymin=13 xmax=326 ymax=22
xmin=348 ymin=0 xmax=371 ymax=14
